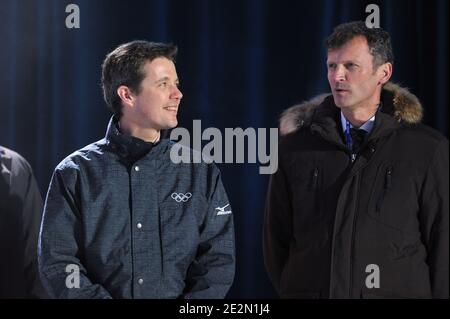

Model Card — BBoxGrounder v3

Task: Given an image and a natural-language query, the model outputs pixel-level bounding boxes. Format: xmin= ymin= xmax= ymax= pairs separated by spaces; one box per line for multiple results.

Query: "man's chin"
xmin=163 ymin=120 xmax=178 ymax=130
xmin=332 ymin=96 xmax=350 ymax=109
xmin=332 ymin=97 xmax=344 ymax=108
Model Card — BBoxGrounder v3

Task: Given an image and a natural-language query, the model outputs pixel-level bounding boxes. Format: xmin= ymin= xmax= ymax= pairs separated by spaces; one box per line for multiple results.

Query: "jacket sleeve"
xmin=183 ymin=165 xmax=235 ymax=299
xmin=38 ymin=165 xmax=112 ymax=299
xmin=21 ymin=162 xmax=48 ymax=298
xmin=419 ymin=138 xmax=449 ymax=298
xmin=263 ymin=154 xmax=293 ymax=294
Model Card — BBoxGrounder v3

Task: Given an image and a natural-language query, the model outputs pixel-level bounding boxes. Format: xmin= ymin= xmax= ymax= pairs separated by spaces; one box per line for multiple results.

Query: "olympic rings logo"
xmin=171 ymin=192 xmax=192 ymax=203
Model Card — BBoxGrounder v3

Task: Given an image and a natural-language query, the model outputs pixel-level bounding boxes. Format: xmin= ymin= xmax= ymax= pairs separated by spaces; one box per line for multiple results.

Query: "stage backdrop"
xmin=0 ymin=0 xmax=447 ymax=298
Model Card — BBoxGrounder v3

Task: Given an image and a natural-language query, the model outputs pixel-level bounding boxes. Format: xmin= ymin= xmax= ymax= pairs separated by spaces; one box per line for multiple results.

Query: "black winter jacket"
xmin=0 ymin=146 xmax=46 ymax=298
xmin=263 ymin=83 xmax=449 ymax=299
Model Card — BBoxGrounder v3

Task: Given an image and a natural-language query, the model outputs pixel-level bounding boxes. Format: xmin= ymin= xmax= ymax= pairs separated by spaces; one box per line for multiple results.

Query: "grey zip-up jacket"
xmin=38 ymin=118 xmax=235 ymax=299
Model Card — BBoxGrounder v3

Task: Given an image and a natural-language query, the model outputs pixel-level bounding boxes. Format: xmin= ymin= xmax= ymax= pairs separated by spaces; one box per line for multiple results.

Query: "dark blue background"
xmin=0 ymin=0 xmax=448 ymax=298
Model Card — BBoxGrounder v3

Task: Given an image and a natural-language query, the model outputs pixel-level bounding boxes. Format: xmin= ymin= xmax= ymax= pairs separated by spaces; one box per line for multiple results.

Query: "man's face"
xmin=327 ymin=36 xmax=386 ymax=110
xmin=129 ymin=57 xmax=182 ymax=130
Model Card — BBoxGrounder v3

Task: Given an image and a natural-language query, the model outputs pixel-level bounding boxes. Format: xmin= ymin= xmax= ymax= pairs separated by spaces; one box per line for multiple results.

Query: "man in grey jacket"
xmin=38 ymin=41 xmax=235 ymax=299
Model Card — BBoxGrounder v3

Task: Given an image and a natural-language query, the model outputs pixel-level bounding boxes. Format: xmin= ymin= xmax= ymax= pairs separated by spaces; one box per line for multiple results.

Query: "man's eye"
xmin=346 ymin=63 xmax=357 ymax=69
xmin=328 ymin=64 xmax=336 ymax=70
xmin=159 ymin=82 xmax=167 ymax=87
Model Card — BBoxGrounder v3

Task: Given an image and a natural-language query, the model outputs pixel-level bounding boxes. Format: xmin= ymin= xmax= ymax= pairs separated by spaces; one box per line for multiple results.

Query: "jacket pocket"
xmin=291 ymin=166 xmax=323 ymax=232
xmin=366 ymin=161 xmax=417 ymax=233
xmin=158 ymin=199 xmax=205 ymax=261
xmin=311 ymin=167 xmax=320 ymax=190
xmin=375 ymin=165 xmax=392 ymax=213
xmin=160 ymin=194 xmax=208 ymax=227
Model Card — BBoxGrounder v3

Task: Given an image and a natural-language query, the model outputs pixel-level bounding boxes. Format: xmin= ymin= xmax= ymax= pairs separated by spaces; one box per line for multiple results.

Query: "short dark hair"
xmin=101 ymin=40 xmax=178 ymax=117
xmin=325 ymin=21 xmax=394 ymax=70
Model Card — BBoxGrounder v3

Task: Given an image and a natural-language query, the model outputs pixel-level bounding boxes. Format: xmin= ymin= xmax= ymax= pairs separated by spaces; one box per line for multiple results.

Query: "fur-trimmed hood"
xmin=279 ymin=82 xmax=423 ymax=136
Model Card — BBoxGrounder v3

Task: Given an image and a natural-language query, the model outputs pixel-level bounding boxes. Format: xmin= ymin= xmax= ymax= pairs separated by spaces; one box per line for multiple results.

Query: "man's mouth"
xmin=164 ymin=105 xmax=178 ymax=114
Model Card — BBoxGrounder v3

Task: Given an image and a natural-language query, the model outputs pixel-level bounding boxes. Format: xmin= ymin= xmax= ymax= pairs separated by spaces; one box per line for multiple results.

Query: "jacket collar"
xmin=0 ymin=147 xmax=12 ymax=185
xmin=279 ymin=82 xmax=423 ymax=146
xmin=104 ymin=116 xmax=161 ymax=161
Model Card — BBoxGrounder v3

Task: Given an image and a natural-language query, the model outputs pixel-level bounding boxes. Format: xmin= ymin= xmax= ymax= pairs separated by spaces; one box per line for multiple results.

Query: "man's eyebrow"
xmin=342 ymin=60 xmax=359 ymax=64
xmin=326 ymin=59 xmax=359 ymax=65
xmin=154 ymin=77 xmax=179 ymax=84
xmin=154 ymin=76 xmax=170 ymax=84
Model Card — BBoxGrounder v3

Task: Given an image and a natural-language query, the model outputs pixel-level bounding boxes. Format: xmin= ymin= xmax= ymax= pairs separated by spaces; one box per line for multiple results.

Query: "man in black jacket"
xmin=0 ymin=146 xmax=46 ymax=298
xmin=263 ymin=21 xmax=448 ymax=298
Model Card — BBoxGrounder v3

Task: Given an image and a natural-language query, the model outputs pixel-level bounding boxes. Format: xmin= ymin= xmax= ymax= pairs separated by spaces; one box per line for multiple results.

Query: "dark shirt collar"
xmin=312 ymin=95 xmax=398 ymax=147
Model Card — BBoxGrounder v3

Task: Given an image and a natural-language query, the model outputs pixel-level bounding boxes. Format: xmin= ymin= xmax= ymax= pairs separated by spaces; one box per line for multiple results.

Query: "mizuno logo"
xmin=171 ymin=192 xmax=192 ymax=203
xmin=215 ymin=204 xmax=232 ymax=215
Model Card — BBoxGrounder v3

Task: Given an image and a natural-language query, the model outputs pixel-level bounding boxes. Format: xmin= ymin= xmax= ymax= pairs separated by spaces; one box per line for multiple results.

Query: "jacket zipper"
xmin=347 ymin=143 xmax=379 ymax=297
xmin=311 ymin=167 xmax=320 ymax=214
xmin=348 ymin=173 xmax=361 ymax=298
xmin=311 ymin=167 xmax=319 ymax=190
xmin=376 ymin=166 xmax=392 ymax=213
xmin=328 ymin=137 xmax=379 ymax=298
xmin=349 ymin=165 xmax=391 ymax=297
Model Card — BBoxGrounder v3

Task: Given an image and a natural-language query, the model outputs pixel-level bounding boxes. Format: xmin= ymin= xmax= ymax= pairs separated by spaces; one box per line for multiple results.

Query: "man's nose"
xmin=334 ymin=65 xmax=346 ymax=82
xmin=171 ymin=85 xmax=183 ymax=100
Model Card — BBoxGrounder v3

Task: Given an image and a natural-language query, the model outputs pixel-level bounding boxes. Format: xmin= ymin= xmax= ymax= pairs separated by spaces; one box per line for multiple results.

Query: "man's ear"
xmin=377 ymin=62 xmax=393 ymax=85
xmin=117 ymin=86 xmax=135 ymax=108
